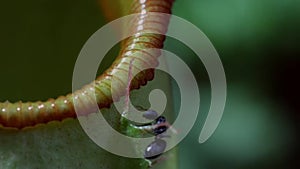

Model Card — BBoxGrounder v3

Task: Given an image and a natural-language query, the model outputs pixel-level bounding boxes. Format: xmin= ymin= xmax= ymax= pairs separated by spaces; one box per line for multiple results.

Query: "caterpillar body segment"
xmin=0 ymin=0 xmax=174 ymax=129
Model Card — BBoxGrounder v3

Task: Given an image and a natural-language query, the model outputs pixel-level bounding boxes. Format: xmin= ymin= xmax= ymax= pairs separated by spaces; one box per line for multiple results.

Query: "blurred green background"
xmin=170 ymin=0 xmax=299 ymax=169
xmin=0 ymin=0 xmax=299 ymax=168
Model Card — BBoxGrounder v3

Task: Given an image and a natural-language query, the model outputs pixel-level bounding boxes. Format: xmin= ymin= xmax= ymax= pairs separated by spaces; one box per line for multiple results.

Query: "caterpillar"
xmin=0 ymin=0 xmax=174 ymax=129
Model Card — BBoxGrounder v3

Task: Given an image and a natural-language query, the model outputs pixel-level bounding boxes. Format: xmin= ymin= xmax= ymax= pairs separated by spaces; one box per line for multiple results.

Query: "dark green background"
xmin=170 ymin=0 xmax=299 ymax=169
xmin=0 ymin=0 xmax=299 ymax=168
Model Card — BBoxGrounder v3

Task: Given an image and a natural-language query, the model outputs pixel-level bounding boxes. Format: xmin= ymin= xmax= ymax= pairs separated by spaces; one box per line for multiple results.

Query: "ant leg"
xmin=148 ymin=156 xmax=167 ymax=168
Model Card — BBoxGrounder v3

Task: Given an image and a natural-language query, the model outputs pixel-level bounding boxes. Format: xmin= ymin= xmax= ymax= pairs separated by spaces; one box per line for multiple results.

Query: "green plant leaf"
xmin=0 ymin=73 xmax=177 ymax=169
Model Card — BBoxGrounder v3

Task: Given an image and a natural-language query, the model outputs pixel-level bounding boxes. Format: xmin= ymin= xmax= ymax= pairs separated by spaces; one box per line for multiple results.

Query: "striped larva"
xmin=0 ymin=0 xmax=175 ymax=129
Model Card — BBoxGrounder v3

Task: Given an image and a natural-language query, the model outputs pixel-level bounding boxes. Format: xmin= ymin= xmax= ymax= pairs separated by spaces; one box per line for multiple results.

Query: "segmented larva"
xmin=0 ymin=0 xmax=174 ymax=129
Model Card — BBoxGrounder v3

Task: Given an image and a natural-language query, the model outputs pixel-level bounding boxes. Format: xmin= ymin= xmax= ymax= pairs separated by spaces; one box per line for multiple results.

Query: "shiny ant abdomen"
xmin=144 ymin=138 xmax=167 ymax=160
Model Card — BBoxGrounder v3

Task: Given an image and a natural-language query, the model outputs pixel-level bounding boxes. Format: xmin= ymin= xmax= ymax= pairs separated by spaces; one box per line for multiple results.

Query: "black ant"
xmin=131 ymin=109 xmax=169 ymax=136
xmin=121 ymin=58 xmax=174 ymax=166
xmin=139 ymin=109 xmax=174 ymax=166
